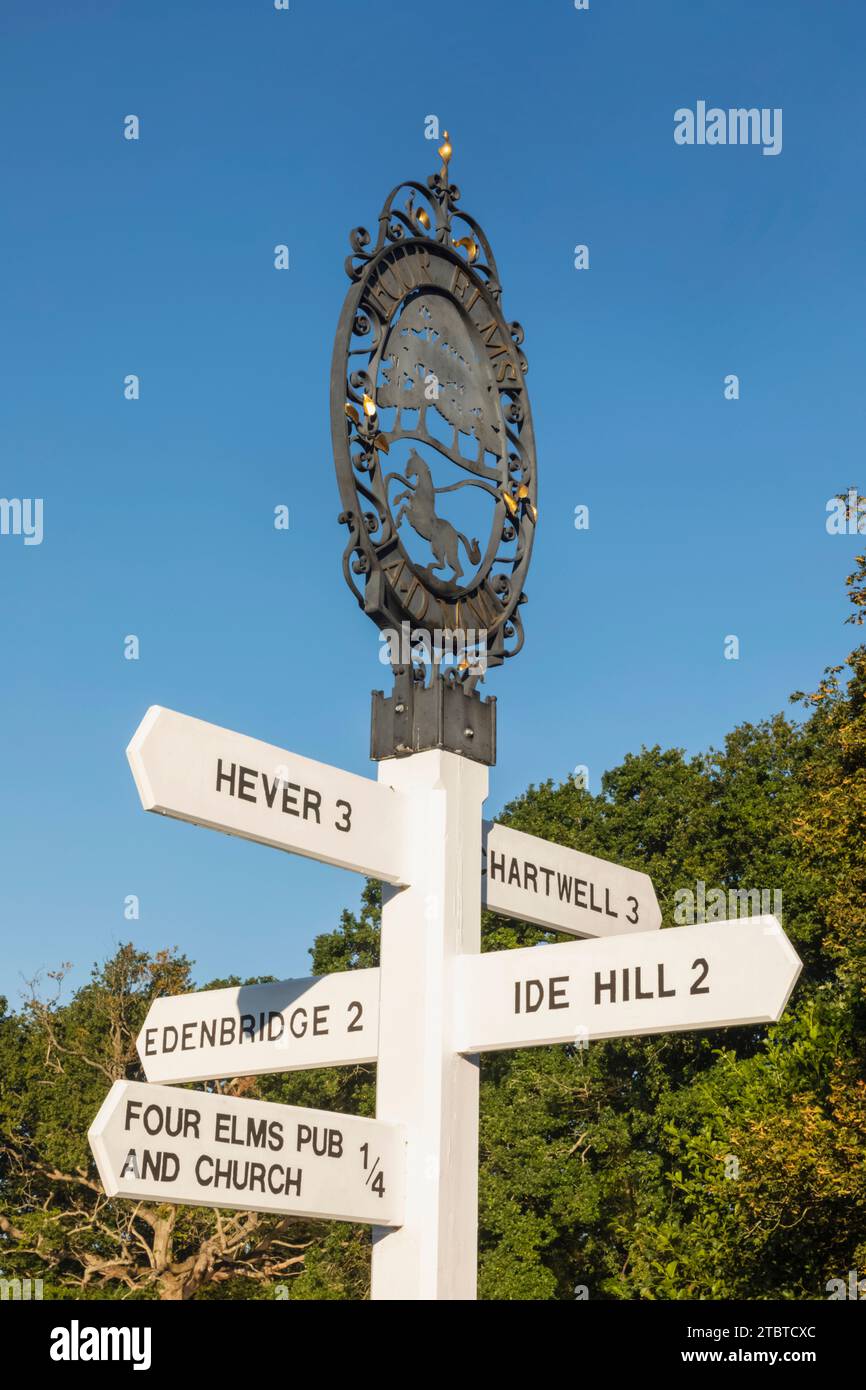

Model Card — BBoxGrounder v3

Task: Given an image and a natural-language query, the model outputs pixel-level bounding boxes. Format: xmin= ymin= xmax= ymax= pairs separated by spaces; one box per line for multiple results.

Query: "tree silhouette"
xmin=379 ymin=295 xmax=501 ymax=471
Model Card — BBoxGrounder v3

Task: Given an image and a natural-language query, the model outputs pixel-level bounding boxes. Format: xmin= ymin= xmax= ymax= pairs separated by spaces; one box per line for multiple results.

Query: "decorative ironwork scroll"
xmin=331 ymin=135 xmax=537 ymax=675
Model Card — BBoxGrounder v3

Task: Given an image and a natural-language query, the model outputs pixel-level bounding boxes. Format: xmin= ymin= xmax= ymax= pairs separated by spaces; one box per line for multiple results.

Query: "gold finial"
xmin=438 ymin=129 xmax=453 ymax=181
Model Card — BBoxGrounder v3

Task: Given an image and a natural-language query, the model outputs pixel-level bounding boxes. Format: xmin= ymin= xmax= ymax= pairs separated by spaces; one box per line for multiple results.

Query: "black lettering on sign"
xmin=690 ymin=958 xmax=710 ymax=995
xmin=246 ymin=1118 xmax=268 ymax=1150
xmin=360 ymin=1141 xmax=386 ymax=1198
xmin=515 ymin=978 xmax=570 ymax=1013
xmin=121 ymin=1148 xmax=178 ymax=1182
xmin=635 ymin=967 xmax=653 ymax=1000
xmin=196 ymin=1154 xmax=214 ymax=1186
xmin=297 ymin=1124 xmax=343 ymax=1159
xmin=219 ymin=1018 xmax=235 ymax=1046
xmin=658 ymin=964 xmax=675 ymax=998
xmin=124 ymin=1098 xmax=201 ymax=1140
xmin=146 ymin=1150 xmax=180 ymax=1183
xmin=335 ymin=800 xmax=352 ymax=833
xmin=289 ymin=1007 xmax=307 ymax=1038
xmin=312 ymin=1005 xmax=328 ymax=1036
xmin=549 ymin=976 xmax=569 ymax=1010
xmin=595 ymin=970 xmax=616 ymax=1005
xmin=347 ymin=1000 xmax=364 ymax=1032
xmin=215 ymin=758 xmax=236 ymax=795
xmin=525 ymin=980 xmax=544 ymax=1013
xmin=216 ymin=761 xmax=329 ymax=828
xmin=238 ymin=766 xmax=257 ymax=802
xmin=625 ymin=896 xmax=639 ymax=925
xmin=120 ymin=1148 xmax=139 ymax=1178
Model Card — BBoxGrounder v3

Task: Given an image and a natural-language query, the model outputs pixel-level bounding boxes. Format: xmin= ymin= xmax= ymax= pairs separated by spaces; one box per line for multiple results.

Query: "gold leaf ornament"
xmin=453 ymin=236 xmax=478 ymax=263
xmin=438 ymin=130 xmax=453 ymax=180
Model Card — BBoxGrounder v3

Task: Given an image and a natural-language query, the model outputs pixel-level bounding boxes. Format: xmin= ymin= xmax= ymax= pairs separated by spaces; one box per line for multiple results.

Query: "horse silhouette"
xmin=392 ymin=451 xmax=481 ymax=581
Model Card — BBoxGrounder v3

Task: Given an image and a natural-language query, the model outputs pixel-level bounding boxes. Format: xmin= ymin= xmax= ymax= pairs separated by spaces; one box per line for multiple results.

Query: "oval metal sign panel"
xmin=331 ymin=148 xmax=537 ymax=669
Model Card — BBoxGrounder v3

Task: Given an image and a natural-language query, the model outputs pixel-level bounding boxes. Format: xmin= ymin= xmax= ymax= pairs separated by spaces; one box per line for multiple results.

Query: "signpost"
xmin=89 ymin=135 xmax=804 ymax=1302
xmin=482 ymin=820 xmax=661 ymax=937
xmin=89 ymin=1081 xmax=404 ymax=1226
xmin=137 ymin=970 xmax=380 ymax=1084
xmin=456 ymin=916 xmax=801 ymax=1054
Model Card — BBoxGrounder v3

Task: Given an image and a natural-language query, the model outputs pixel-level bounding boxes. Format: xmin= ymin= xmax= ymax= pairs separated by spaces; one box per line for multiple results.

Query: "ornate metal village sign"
xmin=331 ymin=135 xmax=537 ymax=764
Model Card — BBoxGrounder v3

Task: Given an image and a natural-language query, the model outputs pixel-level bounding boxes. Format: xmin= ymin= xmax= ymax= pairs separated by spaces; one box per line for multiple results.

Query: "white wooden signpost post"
xmin=89 ymin=143 xmax=804 ymax=1301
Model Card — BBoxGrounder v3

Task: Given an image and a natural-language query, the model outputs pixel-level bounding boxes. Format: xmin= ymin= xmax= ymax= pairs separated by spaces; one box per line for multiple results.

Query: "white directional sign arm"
xmin=90 ymin=1081 xmax=405 ymax=1227
xmin=137 ymin=969 xmax=380 ymax=1084
xmin=482 ymin=820 xmax=661 ymax=938
xmin=456 ymin=917 xmax=802 ymax=1054
xmin=127 ymin=706 xmax=408 ymax=883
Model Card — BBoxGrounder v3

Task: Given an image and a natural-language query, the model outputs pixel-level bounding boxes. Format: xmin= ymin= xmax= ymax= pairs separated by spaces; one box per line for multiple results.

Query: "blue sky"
xmin=1 ymin=0 xmax=864 ymax=1004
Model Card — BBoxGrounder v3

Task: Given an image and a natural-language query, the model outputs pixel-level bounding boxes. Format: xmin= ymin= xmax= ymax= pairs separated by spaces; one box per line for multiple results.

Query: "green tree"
xmin=0 ymin=948 xmax=356 ymax=1299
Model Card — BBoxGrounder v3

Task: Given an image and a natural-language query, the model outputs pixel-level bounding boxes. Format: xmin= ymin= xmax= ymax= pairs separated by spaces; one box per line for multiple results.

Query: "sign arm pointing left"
xmin=127 ymin=705 xmax=409 ymax=884
xmin=90 ymin=1080 xmax=405 ymax=1227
